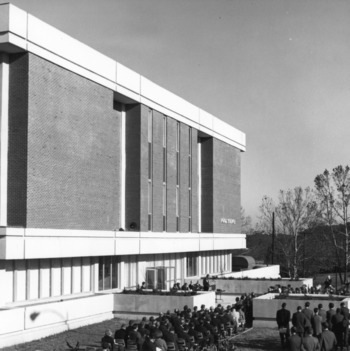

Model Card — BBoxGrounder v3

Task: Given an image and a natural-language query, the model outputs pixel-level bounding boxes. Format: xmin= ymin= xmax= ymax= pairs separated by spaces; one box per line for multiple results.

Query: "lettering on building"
xmin=220 ymin=218 xmax=236 ymax=224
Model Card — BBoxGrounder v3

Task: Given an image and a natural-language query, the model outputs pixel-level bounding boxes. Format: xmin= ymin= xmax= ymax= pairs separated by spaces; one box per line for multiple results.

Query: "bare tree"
xmin=241 ymin=206 xmax=253 ymax=235
xmin=314 ymin=165 xmax=350 ymax=285
xmin=257 ymin=187 xmax=318 ymax=279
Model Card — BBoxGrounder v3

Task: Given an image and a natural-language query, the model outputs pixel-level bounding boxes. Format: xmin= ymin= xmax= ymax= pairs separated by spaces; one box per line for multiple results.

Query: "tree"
xmin=241 ymin=206 xmax=253 ymax=234
xmin=257 ymin=187 xmax=319 ymax=279
xmin=314 ymin=165 xmax=350 ymax=285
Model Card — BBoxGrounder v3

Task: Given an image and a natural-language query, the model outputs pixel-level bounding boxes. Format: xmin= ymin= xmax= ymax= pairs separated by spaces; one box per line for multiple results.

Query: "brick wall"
xmin=8 ymin=53 xmax=121 ymax=230
xmin=8 ymin=53 xmax=28 ymax=226
xmin=201 ymin=138 xmax=214 ymax=233
xmin=212 ymin=139 xmax=241 ymax=233
xmin=200 ymin=137 xmax=241 ymax=233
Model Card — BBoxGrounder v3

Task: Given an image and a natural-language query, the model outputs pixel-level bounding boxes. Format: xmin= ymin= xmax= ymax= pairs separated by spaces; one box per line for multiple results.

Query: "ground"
xmin=1 ymin=318 xmax=282 ymax=351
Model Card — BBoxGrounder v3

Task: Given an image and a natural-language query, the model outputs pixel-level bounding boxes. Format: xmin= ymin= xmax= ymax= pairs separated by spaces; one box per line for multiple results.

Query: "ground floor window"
xmin=187 ymin=253 xmax=198 ymax=277
xmin=98 ymin=256 xmax=119 ymax=291
xmin=0 ymin=257 xmax=94 ymax=305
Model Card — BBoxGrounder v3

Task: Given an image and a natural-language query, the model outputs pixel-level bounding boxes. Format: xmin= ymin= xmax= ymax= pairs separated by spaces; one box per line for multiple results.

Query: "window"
xmin=98 ymin=256 xmax=119 ymax=291
xmin=188 ymin=128 xmax=192 ymax=232
xmin=4 ymin=257 xmax=94 ymax=305
xmin=176 ymin=122 xmax=180 ymax=231
xmin=148 ymin=109 xmax=153 ymax=231
xmin=187 ymin=253 xmax=198 ymax=277
xmin=163 ymin=116 xmax=167 ymax=231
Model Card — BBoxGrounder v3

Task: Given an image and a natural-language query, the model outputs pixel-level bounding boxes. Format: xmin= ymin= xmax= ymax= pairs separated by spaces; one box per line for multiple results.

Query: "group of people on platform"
xmin=269 ymin=275 xmax=350 ymax=297
xmin=276 ymin=300 xmax=350 ymax=350
xmin=101 ymin=296 xmax=253 ymax=351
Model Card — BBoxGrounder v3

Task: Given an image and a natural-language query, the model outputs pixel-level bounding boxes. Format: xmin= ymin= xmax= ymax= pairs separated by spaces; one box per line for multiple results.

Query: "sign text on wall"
xmin=220 ymin=218 xmax=236 ymax=224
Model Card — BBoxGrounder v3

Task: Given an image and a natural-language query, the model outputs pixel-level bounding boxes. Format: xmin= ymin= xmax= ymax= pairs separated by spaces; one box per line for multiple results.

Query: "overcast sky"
xmin=8 ymin=0 xmax=350 ymax=222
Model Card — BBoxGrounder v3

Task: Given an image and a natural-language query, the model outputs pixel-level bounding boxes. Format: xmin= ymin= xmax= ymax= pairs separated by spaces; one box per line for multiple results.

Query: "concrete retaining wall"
xmin=114 ymin=291 xmax=216 ymax=315
xmin=0 ymin=294 xmax=114 ymax=349
xmin=253 ymin=293 xmax=350 ymax=328
xmin=214 ymin=277 xmax=313 ymax=295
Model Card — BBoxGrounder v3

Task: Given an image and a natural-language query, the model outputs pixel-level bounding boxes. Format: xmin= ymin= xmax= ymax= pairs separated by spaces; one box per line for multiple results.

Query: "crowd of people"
xmin=269 ymin=275 xmax=350 ymax=296
xmin=101 ymin=296 xmax=254 ymax=351
xmin=276 ymin=300 xmax=350 ymax=351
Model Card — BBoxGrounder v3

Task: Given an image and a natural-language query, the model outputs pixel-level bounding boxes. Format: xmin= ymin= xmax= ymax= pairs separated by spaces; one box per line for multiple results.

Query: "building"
xmin=0 ymin=2 xmax=246 ymax=346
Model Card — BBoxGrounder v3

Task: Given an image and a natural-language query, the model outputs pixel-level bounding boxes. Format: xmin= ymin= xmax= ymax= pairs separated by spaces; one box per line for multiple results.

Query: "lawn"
xmin=1 ymin=319 xmax=281 ymax=351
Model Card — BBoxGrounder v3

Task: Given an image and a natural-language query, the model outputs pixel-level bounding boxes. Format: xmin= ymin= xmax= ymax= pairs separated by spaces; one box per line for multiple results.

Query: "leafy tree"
xmin=257 ymin=187 xmax=319 ymax=279
xmin=314 ymin=165 xmax=350 ymax=284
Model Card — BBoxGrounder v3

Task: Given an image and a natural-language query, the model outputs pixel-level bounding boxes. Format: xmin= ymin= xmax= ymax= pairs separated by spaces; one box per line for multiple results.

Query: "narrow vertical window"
xmin=198 ymin=139 xmax=201 ymax=233
xmin=163 ymin=116 xmax=167 ymax=231
xmin=148 ymin=109 xmax=153 ymax=231
xmin=176 ymin=122 xmax=180 ymax=231
xmin=188 ymin=128 xmax=192 ymax=232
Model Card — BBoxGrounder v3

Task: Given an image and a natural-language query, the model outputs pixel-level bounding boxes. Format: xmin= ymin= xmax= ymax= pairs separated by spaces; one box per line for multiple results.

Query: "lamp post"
xmin=271 ymin=211 xmax=275 ymax=265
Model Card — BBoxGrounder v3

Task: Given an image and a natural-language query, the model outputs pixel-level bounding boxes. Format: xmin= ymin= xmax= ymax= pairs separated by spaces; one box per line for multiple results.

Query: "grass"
xmin=1 ymin=319 xmax=281 ymax=351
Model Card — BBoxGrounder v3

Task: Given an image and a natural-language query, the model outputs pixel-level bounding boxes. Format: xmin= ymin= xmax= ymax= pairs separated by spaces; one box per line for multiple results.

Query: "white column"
xmin=197 ymin=254 xmax=202 ymax=278
xmin=0 ymin=54 xmax=9 ymax=227
xmin=91 ymin=258 xmax=99 ymax=293
xmin=119 ymin=260 xmax=125 ymax=289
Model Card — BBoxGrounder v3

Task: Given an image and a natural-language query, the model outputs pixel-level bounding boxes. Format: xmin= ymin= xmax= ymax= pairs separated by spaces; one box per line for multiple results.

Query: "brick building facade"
xmin=0 ymin=3 xmax=246 ymax=347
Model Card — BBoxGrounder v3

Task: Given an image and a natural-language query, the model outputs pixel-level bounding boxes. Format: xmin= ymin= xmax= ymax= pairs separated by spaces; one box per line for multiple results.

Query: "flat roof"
xmin=0 ymin=3 xmax=246 ymax=151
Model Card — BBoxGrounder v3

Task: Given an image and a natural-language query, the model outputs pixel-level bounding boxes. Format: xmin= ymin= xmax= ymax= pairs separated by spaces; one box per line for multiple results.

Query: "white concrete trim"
xmin=24 ymin=228 xmax=115 ymax=237
xmin=0 ymin=229 xmax=246 ymax=259
xmin=0 ymin=54 xmax=9 ymax=227
xmin=0 ymin=3 xmax=246 ymax=151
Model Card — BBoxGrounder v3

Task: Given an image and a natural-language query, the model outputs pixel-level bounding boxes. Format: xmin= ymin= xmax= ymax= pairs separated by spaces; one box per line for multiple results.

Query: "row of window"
xmin=1 ymin=251 xmax=231 ymax=305
xmin=147 ymin=110 xmax=194 ymax=232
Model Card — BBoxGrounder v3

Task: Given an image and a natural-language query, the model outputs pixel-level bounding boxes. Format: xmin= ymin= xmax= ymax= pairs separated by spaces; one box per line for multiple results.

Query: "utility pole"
xmin=272 ymin=211 xmax=275 ymax=264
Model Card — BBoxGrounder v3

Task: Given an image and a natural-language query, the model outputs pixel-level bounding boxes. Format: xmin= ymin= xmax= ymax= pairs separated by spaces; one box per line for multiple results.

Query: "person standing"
xmin=326 ymin=303 xmax=336 ymax=331
xmin=331 ymin=308 xmax=345 ymax=350
xmin=276 ymin=302 xmax=291 ymax=348
xmin=324 ymin=275 xmax=332 ymax=291
xmin=319 ymin=322 xmax=337 ymax=351
xmin=301 ymin=326 xmax=319 ymax=351
xmin=288 ymin=327 xmax=302 ymax=351
xmin=292 ymin=306 xmax=308 ymax=337
xmin=311 ymin=308 xmax=323 ymax=339
xmin=340 ymin=302 xmax=349 ymax=350
xmin=318 ymin=304 xmax=327 ymax=324
xmin=302 ymin=302 xmax=313 ymax=331
xmin=203 ymin=274 xmax=210 ymax=291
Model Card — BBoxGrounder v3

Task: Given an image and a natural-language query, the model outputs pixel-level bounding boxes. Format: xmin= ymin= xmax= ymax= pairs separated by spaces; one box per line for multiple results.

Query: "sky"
xmin=7 ymin=0 xmax=350 ymax=222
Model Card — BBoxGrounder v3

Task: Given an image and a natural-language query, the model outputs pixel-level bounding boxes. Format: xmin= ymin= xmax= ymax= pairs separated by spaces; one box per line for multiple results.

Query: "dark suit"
xmin=302 ymin=335 xmax=319 ymax=351
xmin=318 ymin=309 xmax=327 ymax=324
xmin=288 ymin=334 xmax=302 ymax=351
xmin=302 ymin=308 xmax=313 ymax=328
xmin=341 ymin=305 xmax=349 ymax=348
xmin=292 ymin=311 xmax=308 ymax=336
xmin=331 ymin=312 xmax=345 ymax=348
xmin=326 ymin=309 xmax=336 ymax=331
xmin=115 ymin=328 xmax=127 ymax=342
xmin=311 ymin=314 xmax=323 ymax=337
xmin=319 ymin=329 xmax=337 ymax=351
xmin=276 ymin=307 xmax=291 ymax=346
